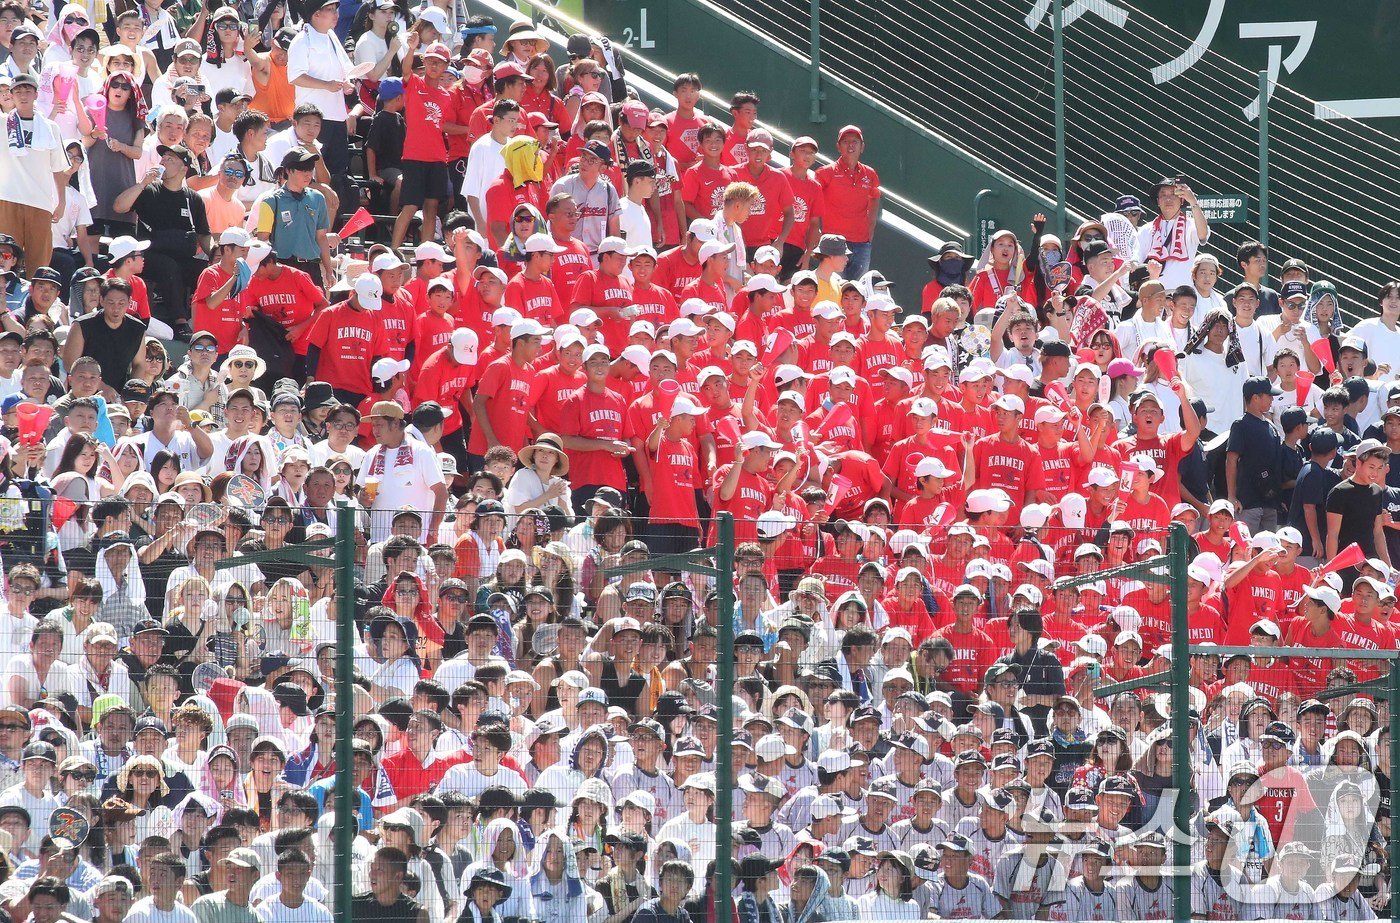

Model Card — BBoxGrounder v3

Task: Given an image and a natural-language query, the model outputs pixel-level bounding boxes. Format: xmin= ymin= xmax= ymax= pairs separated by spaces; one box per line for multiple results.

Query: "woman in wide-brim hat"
xmin=505 ymin=432 xmax=572 ymax=515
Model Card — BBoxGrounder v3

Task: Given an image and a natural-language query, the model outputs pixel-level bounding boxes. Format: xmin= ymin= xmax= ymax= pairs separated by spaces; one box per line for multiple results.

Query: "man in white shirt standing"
xmin=463 ymin=98 xmax=522 ymax=235
xmin=286 ymin=0 xmax=353 ymax=220
xmin=0 ymin=73 xmax=68 ymax=275
xmin=1134 ymin=178 xmax=1208 ymax=292
xmin=356 ymin=402 xmax=448 ymax=544
xmin=618 ymin=160 xmax=656 ymax=249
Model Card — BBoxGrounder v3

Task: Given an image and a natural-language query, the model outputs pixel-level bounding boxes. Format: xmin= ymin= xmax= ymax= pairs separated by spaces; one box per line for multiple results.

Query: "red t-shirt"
xmin=934 ymin=623 xmax=996 ymax=696
xmin=402 ymin=73 xmax=451 ymax=162
xmin=648 ymin=435 xmax=700 ymax=528
xmin=783 ymin=167 xmax=825 ymax=249
xmin=412 ymin=346 xmax=474 ymax=435
xmin=242 ymin=265 xmax=324 ymax=355
xmin=815 ymin=160 xmax=880 ymax=243
xmin=628 ymin=281 xmax=678 ymax=330
xmin=710 ymin=464 xmax=774 ymax=544
xmin=681 ymin=161 xmax=736 ymax=217
xmin=971 ymin=434 xmax=1044 ymax=509
xmin=191 ymin=264 xmax=244 ymax=354
xmin=107 ymin=270 xmax=150 ymax=321
xmin=737 ymin=165 xmax=794 ymax=248
xmin=549 ymin=236 xmax=593 ymax=307
xmin=556 ymin=385 xmax=628 ymax=489
xmin=663 ymin=110 xmax=708 ymax=169
xmin=1283 ymin=617 xmax=1347 ymax=696
xmin=654 ymin=247 xmax=704 ymax=297
xmin=467 ymin=355 xmax=534 ymax=453
xmin=308 ymin=302 xmax=377 ymax=394
xmin=371 ymin=291 xmax=416 ymax=362
xmin=677 ymin=276 xmax=730 ymax=315
xmin=411 ymin=310 xmax=456 ymax=379
xmin=1113 ymin=432 xmax=1190 ymax=508
xmin=528 ymin=364 xmax=586 ymax=436
xmin=1038 ymin=440 xmax=1080 ymax=500
xmin=828 ymin=451 xmax=885 ymax=519
xmin=446 ymin=82 xmax=488 ymax=159
xmin=503 ymin=272 xmax=563 ymax=326
xmin=570 ymin=270 xmax=634 ymax=352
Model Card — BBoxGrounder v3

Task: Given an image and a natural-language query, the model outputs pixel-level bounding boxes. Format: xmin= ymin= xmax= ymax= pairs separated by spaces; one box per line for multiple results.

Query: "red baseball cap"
xmin=837 ymin=125 xmax=864 ymax=141
xmin=420 ymin=42 xmax=450 ymax=61
xmin=525 ymin=111 xmax=558 ymax=130
xmin=492 ymin=60 xmax=526 ymax=80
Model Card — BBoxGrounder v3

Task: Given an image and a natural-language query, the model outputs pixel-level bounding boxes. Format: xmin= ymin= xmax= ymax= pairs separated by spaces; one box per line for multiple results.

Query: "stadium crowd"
xmin=0 ymin=0 xmax=1396 ymax=919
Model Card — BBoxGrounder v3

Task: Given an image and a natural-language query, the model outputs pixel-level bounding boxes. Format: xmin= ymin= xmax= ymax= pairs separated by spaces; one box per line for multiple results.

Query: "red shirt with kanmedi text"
xmin=308 ymin=302 xmax=377 ymax=395
xmin=504 ymin=272 xmax=563 ymax=326
xmin=971 ymin=434 xmax=1044 ymax=510
xmin=402 ymin=73 xmax=451 ymax=163
xmin=528 ymin=364 xmax=586 ymax=436
xmin=1113 ymin=432 xmax=1188 ymax=508
xmin=653 ymin=247 xmax=703 ymax=297
xmin=815 ymin=159 xmax=880 ymax=243
xmin=933 ymin=622 xmax=996 ymax=696
xmin=677 ymin=275 xmax=730 ymax=316
xmin=783 ymin=167 xmax=825 ymax=250
xmin=242 ymin=265 xmax=323 ymax=355
xmin=571 ymin=270 xmax=634 ymax=352
xmin=1283 ymin=617 xmax=1346 ymax=696
xmin=710 ymin=464 xmax=774 ymax=544
xmin=372 ymin=291 xmax=416 ymax=362
xmin=468 ymin=355 xmax=534 ymax=453
xmin=557 ymin=385 xmax=628 ymax=489
xmin=410 ymin=309 xmax=456 ymax=379
xmin=681 ymin=161 xmax=736 ymax=217
xmin=648 ymin=435 xmax=700 ymax=528
xmin=628 ymin=281 xmax=678 ymax=329
xmin=828 ymin=451 xmax=885 ymax=520
xmin=413 ymin=346 xmax=474 ymax=435
xmin=191 ymin=265 xmax=244 ymax=354
xmin=550 ymin=236 xmax=593 ymax=307
xmin=737 ymin=164 xmax=795 ymax=249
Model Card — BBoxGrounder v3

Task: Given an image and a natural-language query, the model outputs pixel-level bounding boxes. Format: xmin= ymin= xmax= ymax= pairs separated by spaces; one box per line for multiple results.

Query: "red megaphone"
xmin=823 ymin=473 xmax=853 ymax=516
xmin=16 ymin=402 xmax=53 ymax=446
xmin=1312 ymin=337 xmax=1335 ymax=374
xmin=818 ymin=401 xmax=855 ymax=437
xmin=1321 ymin=543 xmax=1367 ymax=575
xmin=656 ymin=379 xmax=680 ymax=416
xmin=1044 ymin=381 xmax=1069 ymax=408
xmin=1154 ymin=349 xmax=1178 ymax=382
xmin=761 ymin=329 xmax=794 ymax=365
xmin=1295 ymin=370 xmax=1315 ymax=406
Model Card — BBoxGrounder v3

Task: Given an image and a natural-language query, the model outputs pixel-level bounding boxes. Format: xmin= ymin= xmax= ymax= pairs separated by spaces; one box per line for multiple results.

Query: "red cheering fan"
xmin=1321 ymin=543 xmax=1367 ymax=575
xmin=823 ymin=473 xmax=853 ymax=516
xmin=1153 ymin=348 xmax=1178 ymax=382
xmin=816 ymin=401 xmax=855 ymax=438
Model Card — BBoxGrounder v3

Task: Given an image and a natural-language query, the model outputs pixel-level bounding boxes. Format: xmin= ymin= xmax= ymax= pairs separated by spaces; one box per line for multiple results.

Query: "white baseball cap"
xmin=679 ymin=298 xmax=713 ymax=318
xmin=218 ymin=227 xmax=251 ymax=247
xmin=743 ymin=274 xmax=786 ymax=294
xmin=670 ymin=395 xmax=703 ymax=416
xmin=413 ymin=241 xmax=452 ymax=263
xmin=698 ymin=240 xmax=734 ymax=261
xmin=451 ymin=328 xmax=479 ymax=366
xmin=811 ymin=300 xmax=843 ymax=320
xmin=741 ymin=431 xmax=782 ymax=451
xmin=510 ymin=319 xmax=547 ymax=339
xmin=829 ymin=367 xmax=858 ymax=387
xmin=371 ymin=357 xmax=410 ymax=384
xmin=371 ymin=251 xmax=406 ymax=272
xmin=619 ymin=345 xmax=651 ymax=368
xmin=352 ymin=274 xmax=382 ymax=310
xmin=523 ymin=233 xmax=566 ymax=254
xmin=491 ymin=307 xmax=523 ymax=327
xmin=910 ymin=397 xmax=938 ymax=417
xmin=597 ymin=236 xmax=636 ymax=256
xmin=991 ymin=394 xmax=1026 ymax=414
xmin=914 ymin=456 xmax=953 ymax=478
xmin=668 ymin=317 xmax=704 ymax=338
xmin=108 ymin=236 xmax=151 ymax=261
xmin=1035 ymin=404 xmax=1067 ymax=424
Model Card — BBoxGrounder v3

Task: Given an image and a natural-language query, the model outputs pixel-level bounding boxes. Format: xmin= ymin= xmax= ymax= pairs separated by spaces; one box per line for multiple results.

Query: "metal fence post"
xmin=1168 ymin=522 xmax=1192 ymax=923
xmin=333 ymin=500 xmax=356 ymax=923
xmin=1258 ymin=69 xmax=1270 ymax=246
xmin=808 ymin=0 xmax=825 ymax=123
xmin=1053 ymin=0 xmax=1066 ymax=238
xmin=714 ymin=513 xmax=735 ymax=923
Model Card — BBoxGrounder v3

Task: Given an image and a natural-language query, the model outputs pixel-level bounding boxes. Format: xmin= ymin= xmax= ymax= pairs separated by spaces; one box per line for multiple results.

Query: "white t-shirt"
xmin=207 ymin=126 xmax=238 ymax=166
xmin=0 ymin=784 xmax=60 ymax=850
xmin=1348 ymin=317 xmax=1400 ymax=379
xmin=202 ymin=57 xmax=254 ymax=100
xmin=307 ymin=439 xmax=365 ymax=468
xmin=1134 ymin=216 xmax=1207 ymax=292
xmin=0 ymin=111 xmax=68 ymax=212
xmin=353 ymin=31 xmax=389 ymax=69
xmin=286 ymin=27 xmax=351 ymax=122
xmin=355 ymin=436 xmax=445 ymax=544
xmin=252 ymin=896 xmax=332 ymax=923
xmin=462 ymin=134 xmax=506 ymax=203
xmin=124 ymin=897 xmax=198 ymax=923
xmin=617 ymin=197 xmax=652 ymax=250
xmin=368 ymin=656 xmax=418 ymax=697
xmin=437 ymin=761 xmax=528 ymax=799
xmin=140 ymin=428 xmax=204 ymax=470
xmin=2 ymin=654 xmax=88 ymax=708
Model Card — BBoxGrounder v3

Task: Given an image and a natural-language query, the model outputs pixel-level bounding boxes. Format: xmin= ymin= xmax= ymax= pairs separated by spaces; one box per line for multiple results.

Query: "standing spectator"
xmin=464 ymin=99 xmax=522 ymax=236
xmin=681 ymin=122 xmax=734 ymax=225
xmin=550 ymin=140 xmax=620 ymax=258
xmin=469 ymin=319 xmax=545 ymax=464
xmin=285 ymin=0 xmax=353 ymax=219
xmin=0 ymin=74 xmax=68 ymax=276
xmin=390 ymin=35 xmax=454 ymax=250
xmin=1226 ymin=377 xmax=1286 ymax=533
xmin=111 ymin=143 xmax=210 ymax=340
xmin=306 ymin=275 xmax=381 ymax=405
xmin=256 ymin=150 xmax=333 ymax=286
xmin=816 ymin=126 xmax=880 ymax=278
xmin=780 ymin=136 xmax=824 ymax=280
xmin=1327 ymin=439 xmax=1391 ymax=582
xmin=1134 ymin=178 xmax=1209 ymax=291
xmin=357 ymin=401 xmax=447 ymax=545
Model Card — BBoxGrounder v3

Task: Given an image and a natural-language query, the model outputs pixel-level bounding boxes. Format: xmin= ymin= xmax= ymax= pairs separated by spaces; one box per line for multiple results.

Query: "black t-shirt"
xmin=77 ymin=311 xmax=149 ymax=391
xmin=1326 ymin=478 xmax=1385 ymax=557
xmin=365 ymin=110 xmax=406 ymax=171
xmin=133 ymin=184 xmax=210 ymax=257
xmin=350 ymin=893 xmax=421 ymax=923
xmin=1288 ymin=461 xmax=1342 ymax=557
xmin=1227 ymin=413 xmax=1284 ymax=508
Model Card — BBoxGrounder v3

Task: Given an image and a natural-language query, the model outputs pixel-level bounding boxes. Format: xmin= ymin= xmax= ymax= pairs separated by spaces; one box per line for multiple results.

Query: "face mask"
xmin=463 ymin=65 xmax=486 ymax=85
xmin=63 ymin=22 xmax=86 ymax=41
xmin=1042 ymin=248 xmax=1062 ymax=265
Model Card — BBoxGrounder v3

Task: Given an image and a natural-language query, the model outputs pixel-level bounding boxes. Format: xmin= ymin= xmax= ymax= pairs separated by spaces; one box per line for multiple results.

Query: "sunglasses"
xmin=191 ymin=344 xmax=217 ymax=353
xmin=10 ymin=584 xmax=36 ymax=595
xmin=231 ymin=360 xmax=257 ymax=369
xmin=63 ymin=15 xmax=86 ymax=23
xmin=395 ymin=587 xmax=419 ymax=596
xmin=215 ymin=20 xmax=240 ymax=28
xmin=222 ymin=167 xmax=248 ymax=179
xmin=332 ymin=467 xmax=353 ymax=475
xmin=131 ymin=769 xmax=160 ymax=779
xmin=442 ymin=591 xmax=468 ymax=602
xmin=263 ymin=515 xmax=291 ymax=524
xmin=65 ymin=770 xmax=97 ymax=781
